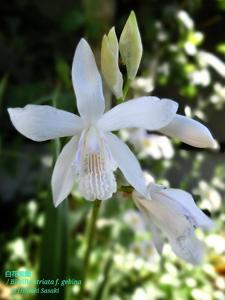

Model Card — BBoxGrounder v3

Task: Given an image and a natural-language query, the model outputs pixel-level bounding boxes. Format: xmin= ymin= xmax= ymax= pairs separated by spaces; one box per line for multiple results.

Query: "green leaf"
xmin=36 ymin=88 xmax=69 ymax=300
xmin=37 ymin=200 xmax=69 ymax=300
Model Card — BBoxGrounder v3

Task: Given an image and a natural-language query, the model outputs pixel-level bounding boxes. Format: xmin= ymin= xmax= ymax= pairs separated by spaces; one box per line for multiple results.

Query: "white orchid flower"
xmin=132 ymin=183 xmax=213 ymax=265
xmin=8 ymin=39 xmax=179 ymax=207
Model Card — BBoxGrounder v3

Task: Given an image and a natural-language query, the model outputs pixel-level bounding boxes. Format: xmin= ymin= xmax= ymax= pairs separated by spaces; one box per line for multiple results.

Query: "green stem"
xmin=118 ymin=185 xmax=134 ymax=194
xmin=116 ymin=78 xmax=131 ymax=104
xmin=123 ymin=78 xmax=131 ymax=99
xmin=94 ymin=255 xmax=113 ymax=300
xmin=116 ymin=97 xmax=124 ymax=104
xmin=78 ymin=200 xmax=101 ymax=299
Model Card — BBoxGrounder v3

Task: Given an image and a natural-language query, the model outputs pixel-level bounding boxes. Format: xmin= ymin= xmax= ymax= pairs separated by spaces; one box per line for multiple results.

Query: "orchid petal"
xmin=133 ymin=183 xmax=207 ymax=264
xmin=97 ymin=97 xmax=178 ymax=131
xmin=159 ymin=114 xmax=216 ymax=148
xmin=133 ymin=195 xmax=164 ymax=253
xmin=51 ymin=136 xmax=79 ymax=207
xmin=169 ymin=231 xmax=203 ymax=265
xmin=148 ymin=218 xmax=164 ymax=254
xmin=148 ymin=185 xmax=204 ymax=264
xmin=72 ymin=38 xmax=105 ymax=122
xmin=157 ymin=188 xmax=213 ymax=230
xmin=135 ymin=202 xmax=164 ymax=253
xmin=8 ymin=105 xmax=83 ymax=141
xmin=106 ymin=132 xmax=147 ymax=196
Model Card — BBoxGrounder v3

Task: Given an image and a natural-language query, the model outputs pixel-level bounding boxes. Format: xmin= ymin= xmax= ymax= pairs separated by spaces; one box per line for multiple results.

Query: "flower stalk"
xmin=79 ymin=199 xmax=102 ymax=299
xmin=123 ymin=77 xmax=131 ymax=100
xmin=116 ymin=77 xmax=131 ymax=104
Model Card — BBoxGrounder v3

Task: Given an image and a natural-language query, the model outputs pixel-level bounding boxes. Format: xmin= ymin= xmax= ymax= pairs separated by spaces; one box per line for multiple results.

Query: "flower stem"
xmin=116 ymin=78 xmax=131 ymax=104
xmin=116 ymin=97 xmax=123 ymax=104
xmin=118 ymin=185 xmax=134 ymax=194
xmin=79 ymin=199 xmax=102 ymax=299
xmin=93 ymin=255 xmax=113 ymax=300
xmin=123 ymin=78 xmax=131 ymax=99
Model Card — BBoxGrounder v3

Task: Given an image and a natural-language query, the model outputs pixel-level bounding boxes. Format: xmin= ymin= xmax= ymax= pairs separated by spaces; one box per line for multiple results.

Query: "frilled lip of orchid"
xmin=71 ymin=126 xmax=117 ymax=201
xmin=132 ymin=183 xmax=213 ymax=265
xmin=7 ymin=38 xmax=216 ymax=207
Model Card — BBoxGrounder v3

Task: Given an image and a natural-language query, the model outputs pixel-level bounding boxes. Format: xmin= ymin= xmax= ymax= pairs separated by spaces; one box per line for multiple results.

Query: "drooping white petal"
xmin=159 ymin=114 xmax=216 ymax=148
xmin=97 ymin=97 xmax=178 ymax=131
xmin=51 ymin=136 xmax=79 ymax=207
xmin=72 ymin=38 xmax=105 ymax=122
xmin=74 ymin=127 xmax=117 ymax=201
xmin=133 ymin=195 xmax=164 ymax=253
xmin=106 ymin=132 xmax=147 ymax=197
xmin=132 ymin=183 xmax=209 ymax=264
xmin=8 ymin=105 xmax=83 ymax=141
xmin=148 ymin=185 xmax=205 ymax=264
xmin=137 ymin=190 xmax=187 ymax=236
xmin=156 ymin=188 xmax=213 ymax=230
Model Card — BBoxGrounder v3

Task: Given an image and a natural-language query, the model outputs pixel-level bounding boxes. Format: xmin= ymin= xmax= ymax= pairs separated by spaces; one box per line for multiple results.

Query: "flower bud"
xmin=101 ymin=27 xmax=123 ymax=99
xmin=119 ymin=11 xmax=143 ymax=81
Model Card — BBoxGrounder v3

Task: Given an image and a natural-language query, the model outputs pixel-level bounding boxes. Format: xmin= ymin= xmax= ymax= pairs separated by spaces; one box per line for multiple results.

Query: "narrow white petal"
xmin=158 ymin=188 xmax=213 ymax=230
xmin=72 ymin=39 xmax=105 ymax=122
xmin=97 ymin=97 xmax=178 ymax=131
xmin=51 ymin=136 xmax=79 ymax=207
xmin=159 ymin=114 xmax=216 ymax=148
xmin=8 ymin=105 xmax=83 ymax=141
xmin=106 ymin=132 xmax=147 ymax=196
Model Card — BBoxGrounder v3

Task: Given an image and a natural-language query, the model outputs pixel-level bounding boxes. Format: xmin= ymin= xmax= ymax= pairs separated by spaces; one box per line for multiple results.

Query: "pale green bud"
xmin=119 ymin=11 xmax=143 ymax=81
xmin=101 ymin=27 xmax=123 ymax=99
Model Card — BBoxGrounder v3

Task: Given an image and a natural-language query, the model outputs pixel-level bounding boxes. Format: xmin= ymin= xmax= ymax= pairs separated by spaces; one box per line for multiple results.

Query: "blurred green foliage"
xmin=1 ymin=1 xmax=225 ymax=300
